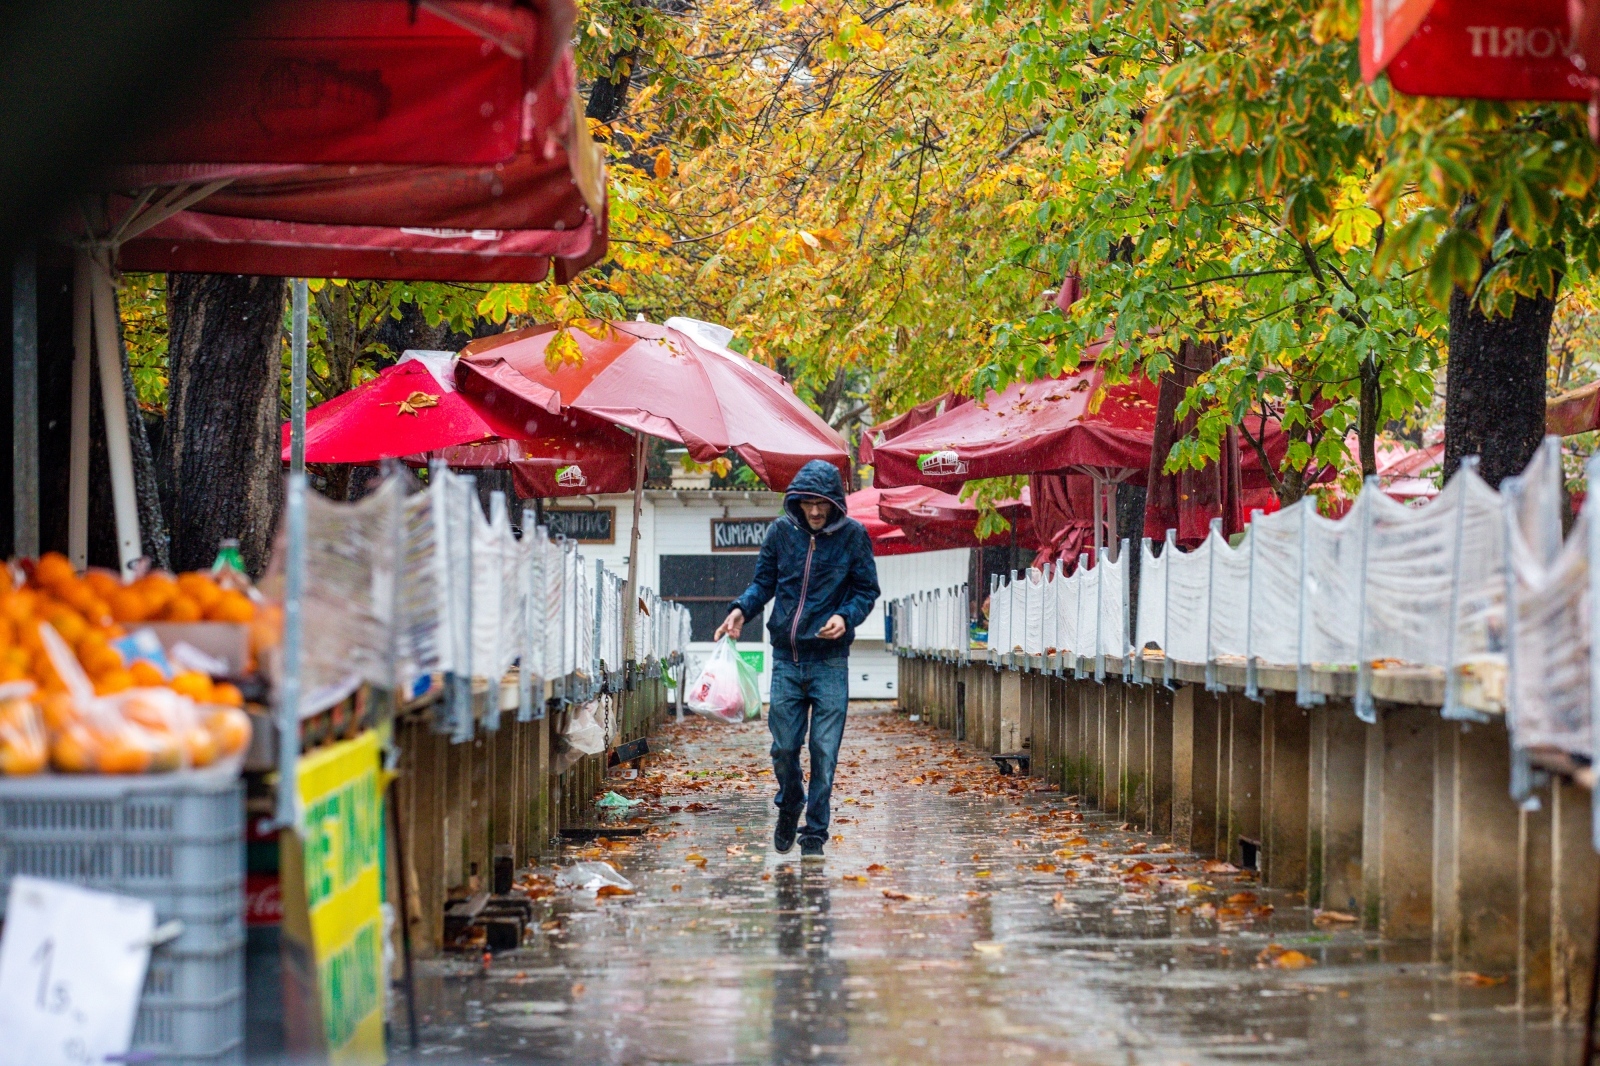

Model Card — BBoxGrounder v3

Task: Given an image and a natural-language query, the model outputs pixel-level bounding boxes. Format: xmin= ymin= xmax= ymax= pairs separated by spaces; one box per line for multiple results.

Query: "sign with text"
xmin=711 ymin=518 xmax=771 ymax=552
xmin=1362 ymin=0 xmax=1588 ymax=101
xmin=543 ymin=507 xmax=615 ymax=544
xmin=0 ymin=877 xmax=156 ymax=1066
xmin=295 ymin=731 xmax=387 ymax=1066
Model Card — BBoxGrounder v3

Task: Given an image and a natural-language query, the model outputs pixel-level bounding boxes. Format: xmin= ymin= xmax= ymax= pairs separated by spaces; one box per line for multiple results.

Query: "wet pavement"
xmin=411 ymin=704 xmax=1579 ymax=1064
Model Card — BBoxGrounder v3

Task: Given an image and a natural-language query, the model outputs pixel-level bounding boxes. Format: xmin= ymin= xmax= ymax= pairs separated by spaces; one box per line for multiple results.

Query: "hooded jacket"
xmin=730 ymin=460 xmax=880 ymax=663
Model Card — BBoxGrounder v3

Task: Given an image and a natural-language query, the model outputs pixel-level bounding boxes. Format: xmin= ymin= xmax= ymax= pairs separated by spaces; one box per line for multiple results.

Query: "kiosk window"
xmin=660 ymin=554 xmax=764 ymax=641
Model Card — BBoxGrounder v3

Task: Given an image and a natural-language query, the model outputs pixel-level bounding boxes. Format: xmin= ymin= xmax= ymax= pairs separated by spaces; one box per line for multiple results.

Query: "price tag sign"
xmin=0 ymin=877 xmax=156 ymax=1066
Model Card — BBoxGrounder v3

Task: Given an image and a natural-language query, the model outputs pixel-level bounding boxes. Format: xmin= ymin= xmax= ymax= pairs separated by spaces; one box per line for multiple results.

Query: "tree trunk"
xmin=1443 ymin=286 xmax=1556 ymax=488
xmin=1357 ymin=355 xmax=1380 ymax=479
xmin=161 ymin=273 xmax=287 ymax=576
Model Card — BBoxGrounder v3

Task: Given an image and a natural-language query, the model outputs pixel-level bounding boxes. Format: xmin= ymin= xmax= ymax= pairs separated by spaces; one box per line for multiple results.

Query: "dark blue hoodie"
xmin=730 ymin=460 xmax=880 ymax=663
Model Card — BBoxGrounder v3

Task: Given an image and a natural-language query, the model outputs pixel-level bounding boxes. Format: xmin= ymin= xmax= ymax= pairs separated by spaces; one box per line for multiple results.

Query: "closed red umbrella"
xmin=859 ymin=393 xmax=971 ymax=464
xmin=874 ymin=485 xmax=1039 ymax=551
xmin=871 ymin=367 xmax=1162 ymax=489
xmin=456 ymin=320 xmax=851 ymax=490
xmin=131 ymin=0 xmax=578 ymax=166
xmin=281 ymin=355 xmax=547 ymax=464
xmin=420 ymin=411 xmax=638 ymax=497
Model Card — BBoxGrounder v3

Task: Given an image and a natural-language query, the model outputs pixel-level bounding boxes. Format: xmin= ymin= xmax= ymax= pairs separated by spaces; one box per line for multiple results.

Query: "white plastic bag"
xmin=562 ymin=703 xmax=606 ymax=755
xmin=556 ymin=861 xmax=634 ymax=893
xmin=686 ymin=637 xmax=761 ymax=723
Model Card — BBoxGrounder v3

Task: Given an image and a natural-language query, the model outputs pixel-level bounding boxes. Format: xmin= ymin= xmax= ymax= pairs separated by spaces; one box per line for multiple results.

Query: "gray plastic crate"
xmin=0 ymin=764 xmax=247 ymax=1063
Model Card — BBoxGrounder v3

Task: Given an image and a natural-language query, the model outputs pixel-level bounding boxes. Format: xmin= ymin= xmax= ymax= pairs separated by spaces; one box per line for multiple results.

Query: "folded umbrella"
xmin=874 ymin=485 xmax=1039 ymax=551
xmin=420 ymin=410 xmax=638 ymax=497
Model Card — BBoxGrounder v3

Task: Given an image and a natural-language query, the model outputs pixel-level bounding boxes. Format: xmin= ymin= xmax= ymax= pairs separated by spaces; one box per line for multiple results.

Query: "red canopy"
xmin=282 ymin=355 xmax=542 ymax=464
xmin=1360 ymin=0 xmax=1587 ymax=100
xmin=115 ymin=208 xmax=603 ymax=283
xmin=874 ymin=484 xmax=1038 ymax=551
xmin=871 ymin=367 xmax=1162 ymax=489
xmin=456 ymin=320 xmax=850 ymax=490
xmin=131 ymin=0 xmax=577 ymax=166
xmin=859 ymin=393 xmax=971 ymax=464
xmin=420 ymin=413 xmax=637 ymax=497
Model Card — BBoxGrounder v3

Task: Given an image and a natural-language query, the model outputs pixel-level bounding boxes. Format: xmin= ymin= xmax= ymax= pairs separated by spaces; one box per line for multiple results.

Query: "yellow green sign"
xmin=297 ymin=731 xmax=387 ymax=1065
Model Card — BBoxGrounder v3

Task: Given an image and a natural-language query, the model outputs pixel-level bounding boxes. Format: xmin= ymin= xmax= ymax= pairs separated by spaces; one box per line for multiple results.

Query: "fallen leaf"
xmin=595 ymin=884 xmax=634 ymax=898
xmin=842 ymin=874 xmax=869 ymax=885
xmin=670 ymin=884 xmax=682 ymax=892
xmin=1227 ymin=891 xmax=1259 ymax=905
xmin=974 ymin=869 xmax=991 ymax=878
xmin=1257 ymin=944 xmax=1315 ymax=969
xmin=1063 ymin=836 xmax=1090 ymax=847
xmin=1203 ymin=861 xmax=1239 ymax=874
xmin=1151 ymin=843 xmax=1176 ymax=853
xmin=1125 ymin=861 xmax=1156 ymax=874
xmin=1454 ymin=971 xmax=1508 ymax=987
xmin=973 ymin=940 xmax=1004 ymax=955
xmin=572 ymin=982 xmax=586 ymax=997
xmin=1033 ymin=863 xmax=1057 ymax=873
xmin=948 ymin=785 xmax=968 ymax=794
xmin=882 ymin=889 xmax=912 ymax=901
xmin=685 ymin=853 xmax=708 ymax=867
xmin=1313 ymin=909 xmax=1359 ymax=926
xmin=866 ymin=863 xmax=891 ymax=875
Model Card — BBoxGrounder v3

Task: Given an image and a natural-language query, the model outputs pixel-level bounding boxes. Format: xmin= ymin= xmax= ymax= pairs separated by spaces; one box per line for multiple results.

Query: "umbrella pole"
xmin=290 ymin=280 xmax=308 ymax=477
xmin=89 ymin=261 xmax=142 ymax=576
xmin=1106 ymin=478 xmax=1119 ymax=562
xmin=623 ymin=434 xmax=648 ymax=664
xmin=1092 ymin=476 xmax=1105 ymax=559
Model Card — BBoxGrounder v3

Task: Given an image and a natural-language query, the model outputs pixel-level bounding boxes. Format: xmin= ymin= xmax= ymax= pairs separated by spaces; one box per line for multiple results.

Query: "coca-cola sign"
xmin=246 ymin=873 xmax=283 ymax=926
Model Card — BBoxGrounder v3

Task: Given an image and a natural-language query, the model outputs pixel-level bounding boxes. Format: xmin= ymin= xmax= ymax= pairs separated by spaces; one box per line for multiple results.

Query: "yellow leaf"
xmin=654 ymin=151 xmax=673 ymax=180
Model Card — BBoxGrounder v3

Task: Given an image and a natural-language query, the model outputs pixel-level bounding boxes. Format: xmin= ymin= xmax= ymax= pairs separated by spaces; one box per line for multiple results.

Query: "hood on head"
xmin=784 ymin=459 xmax=851 ymax=533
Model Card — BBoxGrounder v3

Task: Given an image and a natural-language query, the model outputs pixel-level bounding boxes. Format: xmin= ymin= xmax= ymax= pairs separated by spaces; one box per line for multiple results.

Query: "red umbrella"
xmin=420 ymin=413 xmax=638 ymax=497
xmin=859 ymin=393 xmax=972 ymax=464
xmin=456 ymin=320 xmax=851 ymax=490
xmin=281 ymin=355 xmax=547 ymax=464
xmin=874 ymin=485 xmax=1039 ymax=551
xmin=131 ymin=0 xmax=578 ymax=166
xmin=871 ymin=367 xmax=1163 ymax=489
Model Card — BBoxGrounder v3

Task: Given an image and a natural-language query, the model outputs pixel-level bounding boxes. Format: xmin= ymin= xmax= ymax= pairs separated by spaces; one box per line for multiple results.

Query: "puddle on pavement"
xmin=410 ymin=706 xmax=1575 ymax=1065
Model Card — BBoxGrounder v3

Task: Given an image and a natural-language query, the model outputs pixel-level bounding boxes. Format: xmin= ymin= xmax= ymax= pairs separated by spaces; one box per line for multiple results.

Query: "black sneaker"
xmin=774 ymin=810 xmax=800 ymax=854
xmin=800 ymin=840 xmax=825 ymax=862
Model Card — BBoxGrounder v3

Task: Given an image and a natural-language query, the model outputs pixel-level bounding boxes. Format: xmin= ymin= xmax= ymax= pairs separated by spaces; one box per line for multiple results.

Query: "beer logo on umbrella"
xmin=556 ymin=464 xmax=588 ymax=488
xmin=917 ymin=450 xmax=967 ymax=476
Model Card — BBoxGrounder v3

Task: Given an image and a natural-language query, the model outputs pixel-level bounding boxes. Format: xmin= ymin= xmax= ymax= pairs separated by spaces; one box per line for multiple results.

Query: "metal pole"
xmin=290 ymin=280 xmax=308 ymax=477
xmin=11 ymin=244 xmax=37 ymax=559
xmin=1205 ymin=516 xmax=1220 ymax=692
xmin=1244 ymin=510 xmax=1261 ymax=701
xmin=89 ymin=263 xmax=141 ymax=575
xmin=623 ymin=434 xmax=647 ymax=663
xmin=276 ymin=472 xmax=307 ymax=828
xmin=1161 ymin=531 xmax=1175 ymax=688
xmin=519 ymin=508 xmax=537 ymax=722
xmin=68 ymin=255 xmax=91 ymax=569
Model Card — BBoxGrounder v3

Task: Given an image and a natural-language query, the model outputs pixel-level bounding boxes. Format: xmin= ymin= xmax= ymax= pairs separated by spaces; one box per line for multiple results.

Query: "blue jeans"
xmin=768 ymin=658 xmax=849 ymax=846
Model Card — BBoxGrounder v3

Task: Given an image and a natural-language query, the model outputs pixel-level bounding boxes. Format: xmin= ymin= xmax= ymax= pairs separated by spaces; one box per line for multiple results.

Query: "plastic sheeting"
xmin=268 ymin=466 xmax=691 ymax=738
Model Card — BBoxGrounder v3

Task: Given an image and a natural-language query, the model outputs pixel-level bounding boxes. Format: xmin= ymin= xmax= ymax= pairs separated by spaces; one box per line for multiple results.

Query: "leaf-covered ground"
xmin=412 ymin=705 xmax=1569 ymax=1064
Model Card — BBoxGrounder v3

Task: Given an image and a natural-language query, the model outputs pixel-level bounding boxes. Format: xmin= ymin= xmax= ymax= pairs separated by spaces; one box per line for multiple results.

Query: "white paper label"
xmin=0 ymin=877 xmax=156 ymax=1066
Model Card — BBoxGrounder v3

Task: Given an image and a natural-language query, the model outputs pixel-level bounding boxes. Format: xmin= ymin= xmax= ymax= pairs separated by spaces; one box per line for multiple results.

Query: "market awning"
xmin=858 ymin=393 xmax=972 ymax=465
xmin=455 ymin=319 xmax=851 ymax=491
xmin=1547 ymin=380 xmax=1600 ymax=436
xmin=873 ymin=484 xmax=1038 ymax=552
xmin=1360 ymin=0 xmax=1588 ymax=100
xmin=130 ymin=0 xmax=578 ymax=166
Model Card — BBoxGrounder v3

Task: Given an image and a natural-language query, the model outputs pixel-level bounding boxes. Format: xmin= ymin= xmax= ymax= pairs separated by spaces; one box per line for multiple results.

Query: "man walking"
xmin=716 ymin=460 xmax=880 ymax=862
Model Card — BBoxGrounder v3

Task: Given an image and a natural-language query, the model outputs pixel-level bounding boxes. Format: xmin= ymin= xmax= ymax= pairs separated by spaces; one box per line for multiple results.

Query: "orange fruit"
xmin=163 ymin=595 xmax=203 ymax=623
xmin=108 ymin=587 xmax=148 ymax=623
xmin=184 ymin=726 xmax=218 ymax=768
xmin=128 ymin=660 xmax=167 ymax=688
xmin=136 ymin=573 xmax=178 ymax=612
xmin=206 ymin=707 xmax=252 ymax=757
xmin=170 ymin=670 xmax=213 ymax=703
xmin=50 ymin=722 xmax=97 ymax=772
xmin=208 ymin=590 xmax=255 ymax=624
xmin=82 ymin=643 xmax=125 ymax=679
xmin=39 ymin=691 xmax=79 ymax=732
xmin=210 ymin=682 xmax=245 ymax=708
xmin=2 ymin=589 xmax=37 ymax=625
xmin=176 ymin=573 xmax=222 ymax=612
xmin=34 ymin=553 xmax=75 ymax=591
xmin=42 ymin=605 xmax=86 ymax=647
xmin=96 ymin=732 xmax=152 ymax=774
xmin=0 ymin=616 xmax=15 ymax=650
xmin=145 ymin=730 xmax=182 ymax=773
xmin=84 ymin=569 xmax=121 ymax=600
xmin=93 ymin=669 xmax=134 ymax=696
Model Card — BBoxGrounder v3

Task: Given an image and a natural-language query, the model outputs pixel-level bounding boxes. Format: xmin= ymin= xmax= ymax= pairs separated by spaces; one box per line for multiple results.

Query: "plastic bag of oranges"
xmin=36 ymin=620 xmax=182 ymax=775
xmin=0 ymin=681 xmax=46 ymax=775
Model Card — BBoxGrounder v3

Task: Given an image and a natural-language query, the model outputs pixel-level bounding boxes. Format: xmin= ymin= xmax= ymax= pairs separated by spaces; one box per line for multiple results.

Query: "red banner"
xmin=246 ymin=872 xmax=284 ymax=927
